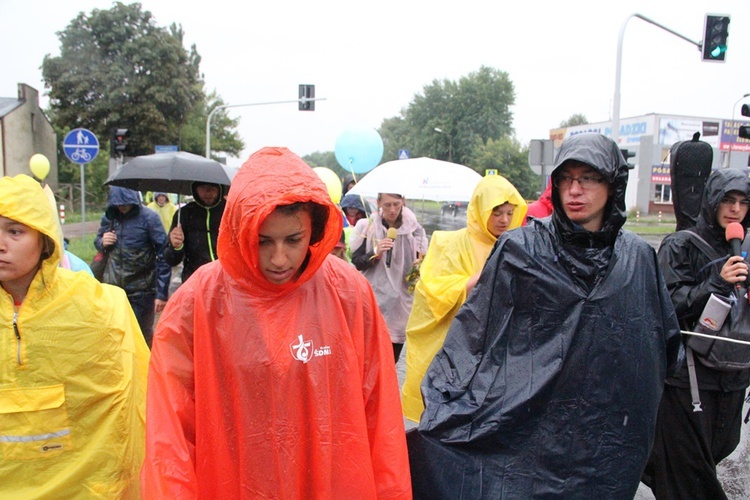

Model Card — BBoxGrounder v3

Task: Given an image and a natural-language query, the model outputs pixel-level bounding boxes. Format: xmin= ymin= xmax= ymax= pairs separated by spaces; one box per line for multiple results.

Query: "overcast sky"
xmin=2 ymin=0 xmax=748 ymax=167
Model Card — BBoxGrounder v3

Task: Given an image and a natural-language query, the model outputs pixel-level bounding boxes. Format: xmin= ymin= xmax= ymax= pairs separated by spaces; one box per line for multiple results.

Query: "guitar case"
xmin=669 ymin=132 xmax=713 ymax=231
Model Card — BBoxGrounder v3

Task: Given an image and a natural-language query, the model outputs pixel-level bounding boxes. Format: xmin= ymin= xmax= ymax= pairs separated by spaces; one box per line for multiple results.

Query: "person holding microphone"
xmin=351 ymin=193 xmax=428 ymax=362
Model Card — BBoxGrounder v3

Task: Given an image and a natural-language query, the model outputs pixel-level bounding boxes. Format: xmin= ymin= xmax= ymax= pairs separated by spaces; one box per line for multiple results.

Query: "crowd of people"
xmin=2 ymin=132 xmax=749 ymax=498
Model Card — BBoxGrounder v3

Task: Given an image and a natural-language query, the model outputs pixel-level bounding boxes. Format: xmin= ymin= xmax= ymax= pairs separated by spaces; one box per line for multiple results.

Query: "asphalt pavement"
xmin=61 ymin=220 xmax=101 ymax=239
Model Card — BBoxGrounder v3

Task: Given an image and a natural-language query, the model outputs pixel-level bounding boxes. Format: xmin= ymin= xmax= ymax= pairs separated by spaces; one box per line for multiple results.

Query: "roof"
xmin=0 ymin=97 xmax=23 ymax=118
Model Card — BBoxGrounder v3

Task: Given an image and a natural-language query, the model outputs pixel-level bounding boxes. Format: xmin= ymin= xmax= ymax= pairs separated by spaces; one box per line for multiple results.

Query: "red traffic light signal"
xmin=111 ymin=128 xmax=129 ymax=156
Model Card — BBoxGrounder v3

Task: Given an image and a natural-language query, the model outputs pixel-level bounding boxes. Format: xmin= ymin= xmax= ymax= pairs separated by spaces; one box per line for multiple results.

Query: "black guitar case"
xmin=669 ymin=132 xmax=713 ymax=231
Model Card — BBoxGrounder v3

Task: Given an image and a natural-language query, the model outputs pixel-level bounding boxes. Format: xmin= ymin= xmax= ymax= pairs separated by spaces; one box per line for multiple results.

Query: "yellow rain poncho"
xmin=0 ymin=174 xmax=149 ymax=498
xmin=401 ymin=175 xmax=526 ymax=422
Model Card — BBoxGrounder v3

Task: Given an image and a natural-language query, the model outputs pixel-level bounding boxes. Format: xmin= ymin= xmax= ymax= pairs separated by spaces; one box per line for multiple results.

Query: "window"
xmin=653 ymin=184 xmax=672 ymax=204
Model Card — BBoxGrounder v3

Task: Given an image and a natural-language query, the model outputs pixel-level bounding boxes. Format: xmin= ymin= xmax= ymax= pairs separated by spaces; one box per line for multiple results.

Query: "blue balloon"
xmin=334 ymin=127 xmax=384 ymax=174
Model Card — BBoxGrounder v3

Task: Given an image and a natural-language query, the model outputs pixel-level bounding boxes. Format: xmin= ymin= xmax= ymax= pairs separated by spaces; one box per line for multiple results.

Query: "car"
xmin=440 ymin=201 xmax=466 ymax=217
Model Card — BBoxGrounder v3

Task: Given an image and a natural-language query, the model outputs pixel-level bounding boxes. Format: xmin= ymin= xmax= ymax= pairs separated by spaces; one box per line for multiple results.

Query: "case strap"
xmin=685 ymin=347 xmax=703 ymax=412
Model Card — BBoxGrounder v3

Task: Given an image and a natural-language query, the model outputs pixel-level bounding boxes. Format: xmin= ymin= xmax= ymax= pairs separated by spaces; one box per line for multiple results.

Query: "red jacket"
xmin=142 ymin=147 xmax=411 ymax=498
xmin=525 ymin=182 xmax=554 ymax=221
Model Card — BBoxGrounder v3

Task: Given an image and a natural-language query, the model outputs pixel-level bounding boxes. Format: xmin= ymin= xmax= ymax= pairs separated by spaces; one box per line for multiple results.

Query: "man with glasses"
xmin=643 ymin=169 xmax=750 ymax=499
xmin=408 ymin=133 xmax=682 ymax=498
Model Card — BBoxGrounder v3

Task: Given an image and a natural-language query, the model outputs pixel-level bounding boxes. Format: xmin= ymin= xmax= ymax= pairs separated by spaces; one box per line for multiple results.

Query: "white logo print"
xmin=290 ymin=334 xmax=331 ymax=363
xmin=291 ymin=334 xmax=313 ymax=363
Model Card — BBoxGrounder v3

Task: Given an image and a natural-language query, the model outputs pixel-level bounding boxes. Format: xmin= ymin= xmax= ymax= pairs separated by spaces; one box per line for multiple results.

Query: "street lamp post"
xmin=434 ymin=127 xmax=453 ymax=163
xmin=205 ymin=96 xmax=326 ymax=159
xmin=611 ymin=14 xmax=701 ymax=145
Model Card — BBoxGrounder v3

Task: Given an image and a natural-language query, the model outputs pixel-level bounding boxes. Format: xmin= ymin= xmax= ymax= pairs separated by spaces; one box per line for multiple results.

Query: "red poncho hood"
xmin=218 ymin=147 xmax=343 ymax=295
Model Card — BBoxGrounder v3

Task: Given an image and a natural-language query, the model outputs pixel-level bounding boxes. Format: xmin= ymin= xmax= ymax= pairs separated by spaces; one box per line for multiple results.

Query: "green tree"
xmin=400 ymin=66 xmax=516 ymax=165
xmin=180 ymin=90 xmax=244 ymax=158
xmin=379 ymin=115 xmax=412 ymax=163
xmin=468 ymin=136 xmax=539 ymax=199
xmin=303 ymin=151 xmax=341 ymax=172
xmin=42 ymin=2 xmax=203 ymax=155
xmin=559 ymin=114 xmax=588 ymax=127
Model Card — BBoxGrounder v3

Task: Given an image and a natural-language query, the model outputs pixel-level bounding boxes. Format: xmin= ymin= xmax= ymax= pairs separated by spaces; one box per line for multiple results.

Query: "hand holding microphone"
xmin=724 ymin=222 xmax=748 ymax=289
xmin=385 ymin=227 xmax=398 ymax=268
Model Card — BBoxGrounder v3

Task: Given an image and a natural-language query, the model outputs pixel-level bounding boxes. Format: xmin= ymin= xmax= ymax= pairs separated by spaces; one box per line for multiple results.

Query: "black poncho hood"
xmin=550 ymin=133 xmax=629 ymax=247
xmin=694 ymin=168 xmax=750 ymax=249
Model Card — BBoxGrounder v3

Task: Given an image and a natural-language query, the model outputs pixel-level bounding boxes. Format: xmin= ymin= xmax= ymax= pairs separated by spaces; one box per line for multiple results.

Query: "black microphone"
xmin=726 ymin=222 xmax=744 ymax=258
xmin=726 ymin=222 xmax=745 ymax=290
xmin=385 ymin=227 xmax=397 ymax=268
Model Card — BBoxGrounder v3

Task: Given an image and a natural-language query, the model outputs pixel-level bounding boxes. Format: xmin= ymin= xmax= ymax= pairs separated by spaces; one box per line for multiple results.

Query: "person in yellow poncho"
xmin=402 ymin=175 xmax=527 ymax=422
xmin=146 ymin=192 xmax=177 ymax=233
xmin=0 ymin=174 xmax=149 ymax=498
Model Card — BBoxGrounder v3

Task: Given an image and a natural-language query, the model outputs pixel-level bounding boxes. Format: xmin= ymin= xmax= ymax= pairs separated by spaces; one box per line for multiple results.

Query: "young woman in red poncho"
xmin=142 ymin=147 xmax=412 ymax=499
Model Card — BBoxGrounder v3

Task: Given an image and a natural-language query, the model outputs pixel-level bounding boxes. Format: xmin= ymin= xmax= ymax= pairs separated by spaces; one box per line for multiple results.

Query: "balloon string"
xmin=346 ymin=159 xmax=371 ymax=219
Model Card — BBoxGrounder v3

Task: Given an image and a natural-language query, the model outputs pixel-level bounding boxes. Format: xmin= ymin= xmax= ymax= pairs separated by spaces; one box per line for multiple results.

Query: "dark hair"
xmin=40 ymin=234 xmax=56 ymax=261
xmin=275 ymin=202 xmax=329 ymax=245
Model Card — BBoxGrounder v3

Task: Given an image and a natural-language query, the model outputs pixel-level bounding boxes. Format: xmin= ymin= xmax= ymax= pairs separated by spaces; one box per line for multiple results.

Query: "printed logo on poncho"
xmin=290 ymin=334 xmax=331 ymax=363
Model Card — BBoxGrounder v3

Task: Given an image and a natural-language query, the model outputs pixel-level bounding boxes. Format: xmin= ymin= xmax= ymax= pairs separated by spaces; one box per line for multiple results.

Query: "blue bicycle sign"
xmin=63 ymin=128 xmax=99 ymax=164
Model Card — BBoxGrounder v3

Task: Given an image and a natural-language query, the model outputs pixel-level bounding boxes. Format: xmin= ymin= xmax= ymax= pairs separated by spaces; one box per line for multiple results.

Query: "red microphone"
xmin=726 ymin=222 xmax=746 ymax=291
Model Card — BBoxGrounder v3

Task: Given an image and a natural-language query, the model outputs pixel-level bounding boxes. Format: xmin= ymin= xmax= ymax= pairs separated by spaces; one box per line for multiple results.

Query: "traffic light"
xmin=740 ymin=104 xmax=750 ymax=140
xmin=620 ymin=149 xmax=636 ymax=169
xmin=299 ymin=84 xmax=315 ymax=111
xmin=702 ymin=14 xmax=730 ymax=62
xmin=110 ymin=128 xmax=129 ymax=156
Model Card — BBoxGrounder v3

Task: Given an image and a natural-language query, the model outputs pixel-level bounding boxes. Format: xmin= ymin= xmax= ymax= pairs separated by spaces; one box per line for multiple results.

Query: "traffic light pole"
xmin=611 ymin=14 xmax=701 ymax=144
xmin=205 ymin=97 xmax=326 ymax=159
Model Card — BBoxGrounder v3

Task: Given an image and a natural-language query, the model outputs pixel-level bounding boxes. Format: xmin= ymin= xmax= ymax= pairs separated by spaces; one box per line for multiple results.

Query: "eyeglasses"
xmin=720 ymin=196 xmax=750 ymax=207
xmin=553 ymin=174 xmax=606 ymax=189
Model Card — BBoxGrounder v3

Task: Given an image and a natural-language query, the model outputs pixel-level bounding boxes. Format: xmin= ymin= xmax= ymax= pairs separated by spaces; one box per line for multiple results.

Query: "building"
xmin=0 ymin=83 xmax=57 ymax=186
xmin=550 ymin=113 xmax=750 ymax=215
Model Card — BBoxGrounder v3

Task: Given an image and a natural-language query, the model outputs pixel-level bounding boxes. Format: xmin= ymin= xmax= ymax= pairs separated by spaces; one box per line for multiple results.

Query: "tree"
xmin=400 ymin=66 xmax=516 ymax=165
xmin=303 ymin=151 xmax=341 ymax=172
xmin=42 ymin=2 xmax=203 ymax=156
xmin=468 ymin=136 xmax=539 ymax=199
xmin=180 ymin=90 xmax=244 ymax=158
xmin=559 ymin=114 xmax=588 ymax=128
xmin=379 ymin=115 xmax=412 ymax=163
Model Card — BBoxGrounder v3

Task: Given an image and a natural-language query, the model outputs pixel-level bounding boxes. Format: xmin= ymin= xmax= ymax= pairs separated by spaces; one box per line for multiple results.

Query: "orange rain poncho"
xmin=401 ymin=175 xmax=526 ymax=422
xmin=142 ymin=147 xmax=412 ymax=498
xmin=0 ymin=174 xmax=149 ymax=497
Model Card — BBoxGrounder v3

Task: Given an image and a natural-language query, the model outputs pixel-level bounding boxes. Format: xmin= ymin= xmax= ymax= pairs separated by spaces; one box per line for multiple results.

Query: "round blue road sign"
xmin=63 ymin=128 xmax=99 ymax=164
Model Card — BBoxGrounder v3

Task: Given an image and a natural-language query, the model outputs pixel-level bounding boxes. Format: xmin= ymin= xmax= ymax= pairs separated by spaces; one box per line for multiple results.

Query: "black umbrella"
xmin=104 ymin=151 xmax=236 ymax=196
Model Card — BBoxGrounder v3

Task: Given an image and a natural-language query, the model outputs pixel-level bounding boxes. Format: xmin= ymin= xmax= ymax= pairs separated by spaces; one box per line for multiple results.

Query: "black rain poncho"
xmin=656 ymin=168 xmax=750 ymax=391
xmin=410 ymin=134 xmax=683 ymax=499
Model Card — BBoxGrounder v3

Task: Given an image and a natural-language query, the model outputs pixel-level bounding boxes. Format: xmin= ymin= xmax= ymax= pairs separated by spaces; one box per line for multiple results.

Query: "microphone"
xmin=726 ymin=222 xmax=745 ymax=290
xmin=385 ymin=227 xmax=398 ymax=268
xmin=726 ymin=222 xmax=745 ymax=258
